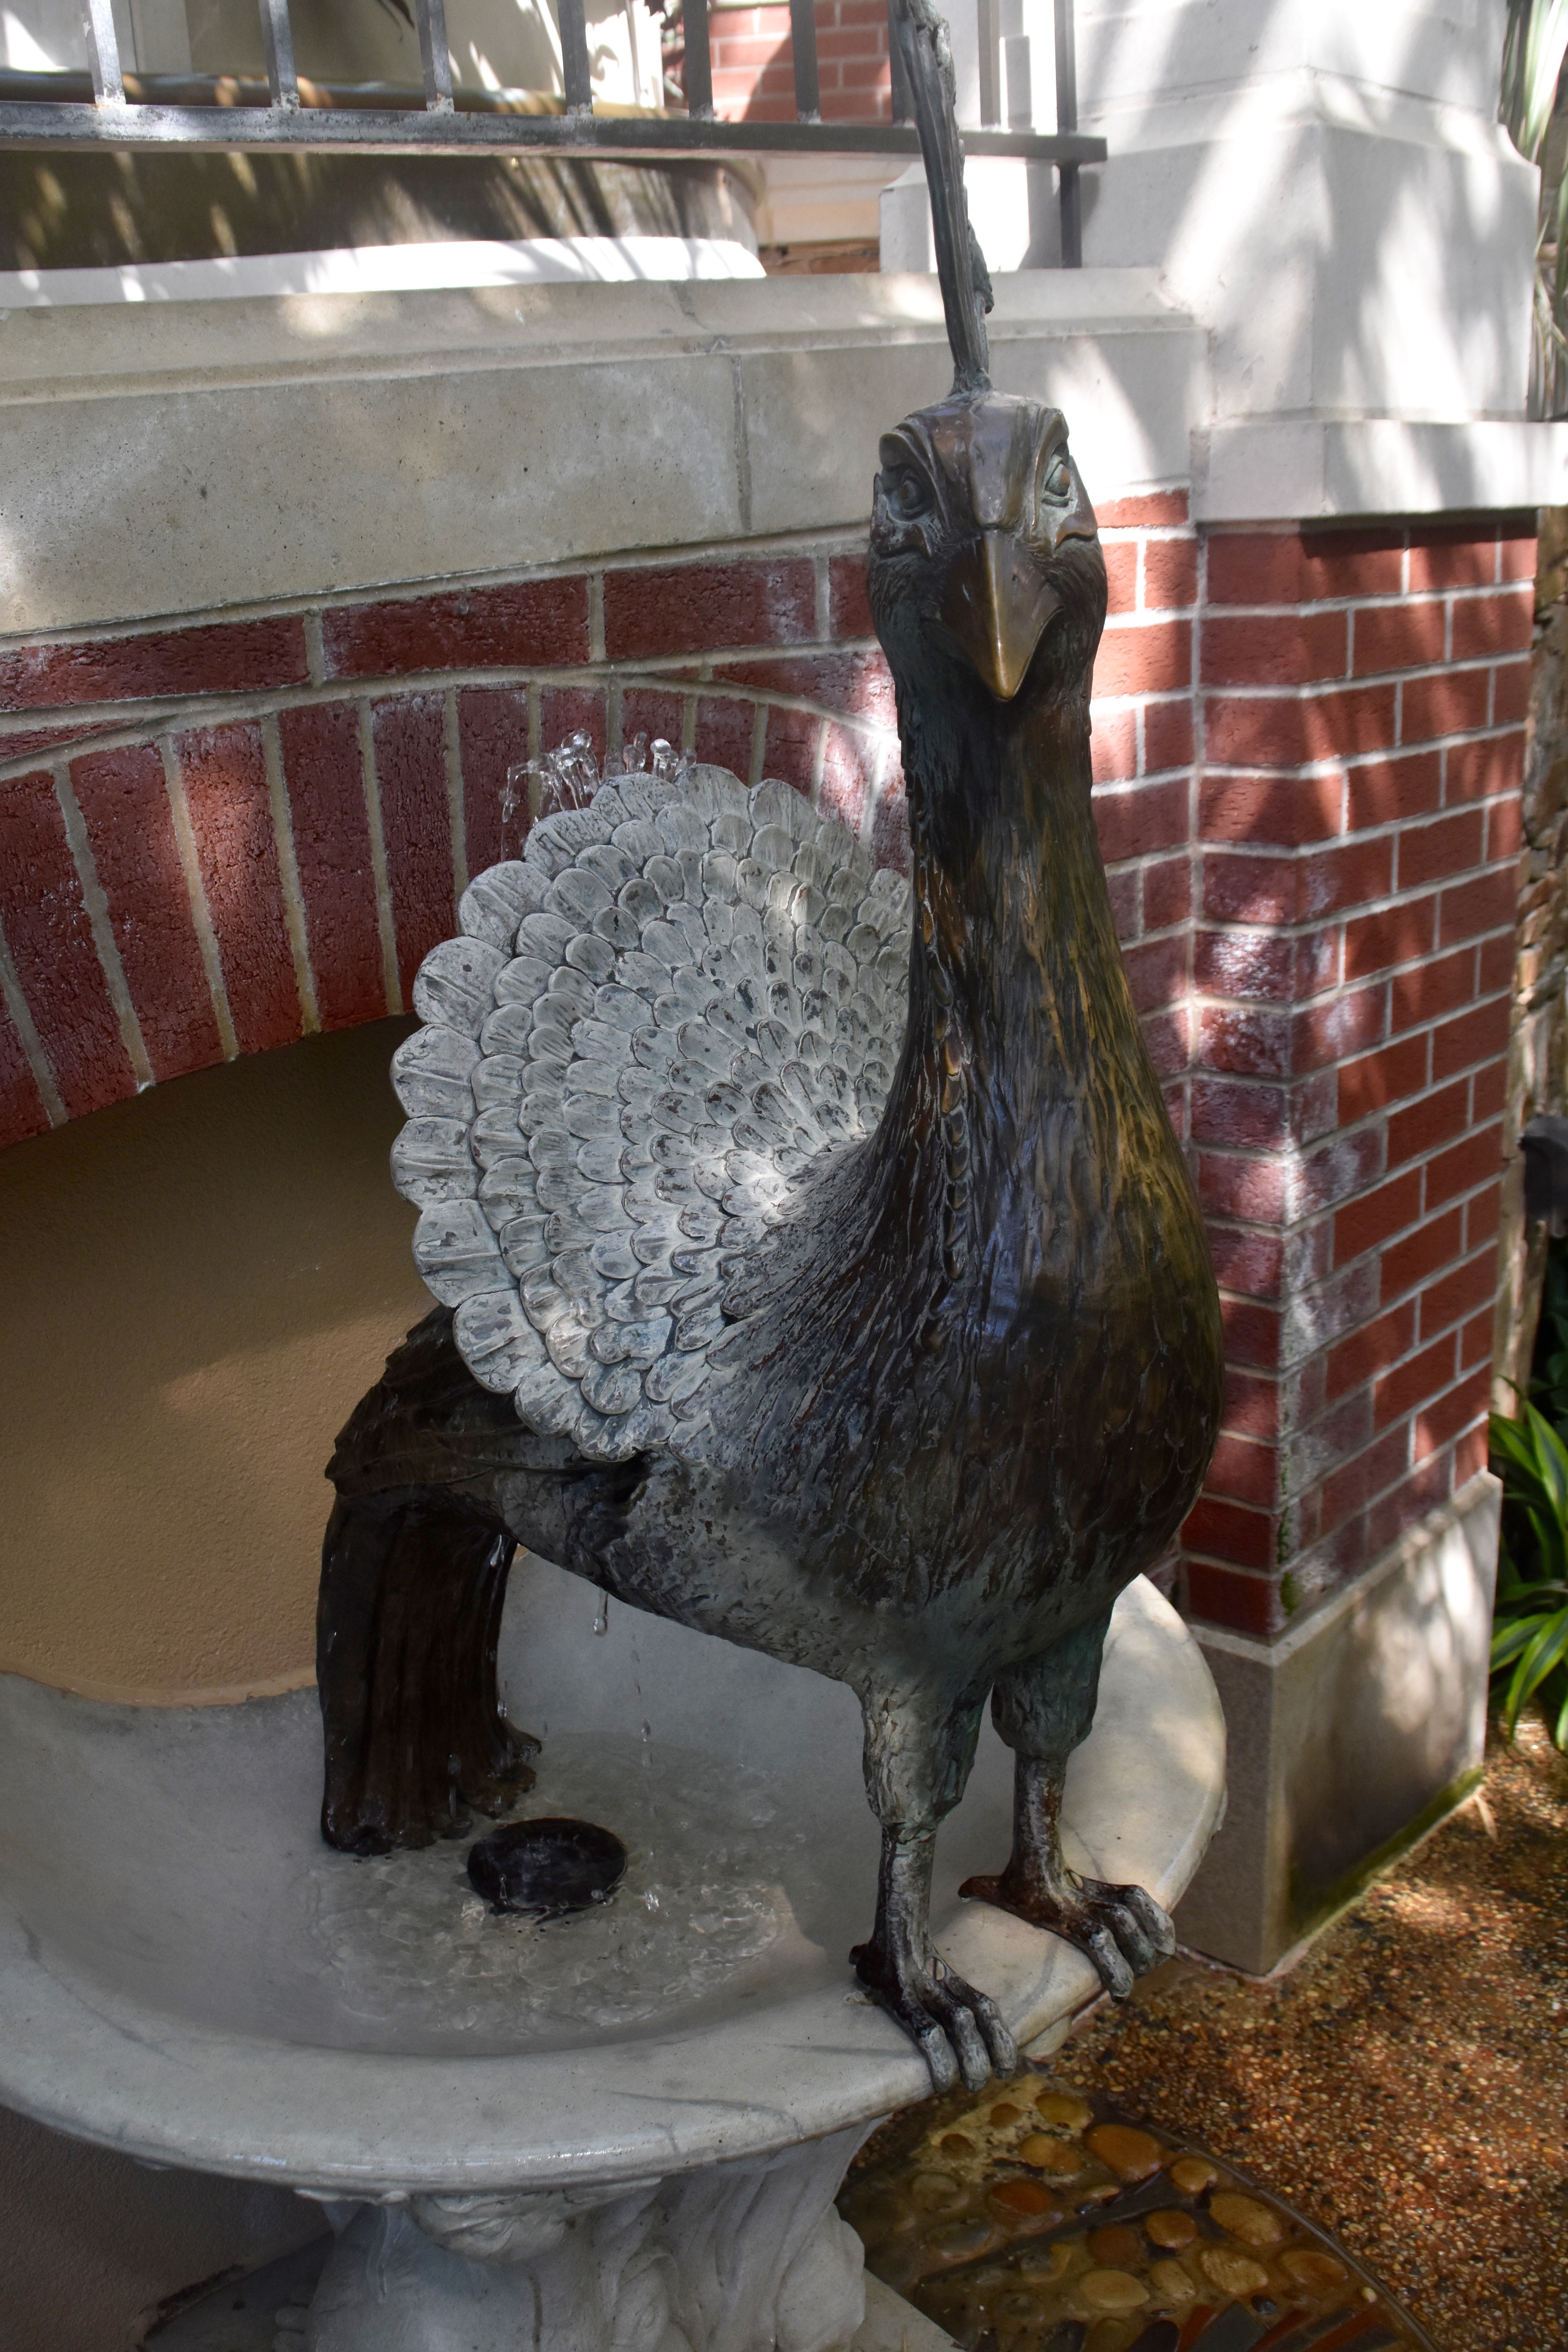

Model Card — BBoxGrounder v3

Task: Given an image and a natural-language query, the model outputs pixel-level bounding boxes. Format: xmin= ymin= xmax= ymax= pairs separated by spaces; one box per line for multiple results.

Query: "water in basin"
xmin=0 ymin=1556 xmax=1016 ymax=2061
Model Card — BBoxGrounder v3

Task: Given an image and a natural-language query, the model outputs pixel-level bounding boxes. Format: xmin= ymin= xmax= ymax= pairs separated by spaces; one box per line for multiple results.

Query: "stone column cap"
xmin=1193 ymin=417 xmax=1568 ymax=525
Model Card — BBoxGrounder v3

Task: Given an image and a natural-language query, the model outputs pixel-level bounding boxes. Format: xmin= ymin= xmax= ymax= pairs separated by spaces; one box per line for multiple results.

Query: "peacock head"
xmin=870 ymin=0 xmax=1107 ymax=720
xmin=868 ymin=390 xmax=1106 ymax=707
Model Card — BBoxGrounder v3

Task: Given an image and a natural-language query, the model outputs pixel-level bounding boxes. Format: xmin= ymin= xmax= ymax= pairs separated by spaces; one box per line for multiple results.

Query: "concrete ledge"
xmin=1174 ymin=1469 xmax=1500 ymax=1976
xmin=0 ymin=236 xmax=767 ymax=308
xmin=0 ymin=269 xmax=1204 ymax=637
xmin=1193 ymin=418 xmax=1568 ymax=523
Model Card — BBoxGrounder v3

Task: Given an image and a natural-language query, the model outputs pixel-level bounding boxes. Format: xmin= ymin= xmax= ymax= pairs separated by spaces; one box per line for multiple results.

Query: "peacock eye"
xmin=884 ymin=468 xmax=933 ymax=520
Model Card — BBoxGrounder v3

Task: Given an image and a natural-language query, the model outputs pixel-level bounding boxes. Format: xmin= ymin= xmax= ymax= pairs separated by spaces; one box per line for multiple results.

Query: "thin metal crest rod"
xmin=414 ymin=0 xmax=454 ymax=111
xmin=682 ymin=0 xmax=714 ymax=121
xmin=886 ymin=0 xmax=910 ymax=123
xmin=557 ymin=0 xmax=593 ymax=113
xmin=788 ymin=0 xmax=820 ymax=121
xmin=1053 ymin=0 xmax=1080 ymax=266
xmin=82 ymin=0 xmax=124 ymax=105
xmin=258 ymin=0 xmax=299 ymax=110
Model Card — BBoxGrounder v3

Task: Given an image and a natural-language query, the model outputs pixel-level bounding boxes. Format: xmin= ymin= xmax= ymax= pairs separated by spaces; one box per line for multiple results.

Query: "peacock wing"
xmin=388 ymin=762 xmax=913 ymax=1464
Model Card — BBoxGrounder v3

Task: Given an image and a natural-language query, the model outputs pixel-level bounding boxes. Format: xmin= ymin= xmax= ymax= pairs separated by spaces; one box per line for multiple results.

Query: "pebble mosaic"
xmin=838 ymin=2074 xmax=1437 ymax=2352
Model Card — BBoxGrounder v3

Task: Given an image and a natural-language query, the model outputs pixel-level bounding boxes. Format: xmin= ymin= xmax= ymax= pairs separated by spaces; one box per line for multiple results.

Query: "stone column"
xmin=1073 ymin=0 xmax=1536 ymax=427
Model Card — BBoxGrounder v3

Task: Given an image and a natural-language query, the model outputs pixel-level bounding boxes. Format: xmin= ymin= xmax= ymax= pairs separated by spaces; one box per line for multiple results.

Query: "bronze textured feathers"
xmin=317 ymin=0 xmax=1224 ymax=2091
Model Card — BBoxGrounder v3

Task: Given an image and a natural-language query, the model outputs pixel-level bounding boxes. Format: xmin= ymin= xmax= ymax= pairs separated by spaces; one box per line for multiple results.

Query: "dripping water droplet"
xmin=593 ymin=1593 xmax=609 ymax=1637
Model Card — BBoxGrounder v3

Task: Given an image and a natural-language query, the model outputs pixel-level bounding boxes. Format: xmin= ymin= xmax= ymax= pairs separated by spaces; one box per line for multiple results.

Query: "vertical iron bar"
xmin=682 ymin=0 xmax=713 ymax=120
xmin=557 ymin=0 xmax=593 ymax=111
xmin=887 ymin=0 xmax=910 ymax=122
xmin=83 ymin=0 xmax=125 ymax=103
xmin=258 ymin=0 xmax=299 ymax=109
xmin=1053 ymin=0 xmax=1080 ymax=266
xmin=414 ymin=0 xmax=454 ymax=110
xmin=1003 ymin=35 xmax=1032 ymax=129
xmin=976 ymin=0 xmax=1000 ymax=127
xmin=788 ymin=0 xmax=819 ymax=120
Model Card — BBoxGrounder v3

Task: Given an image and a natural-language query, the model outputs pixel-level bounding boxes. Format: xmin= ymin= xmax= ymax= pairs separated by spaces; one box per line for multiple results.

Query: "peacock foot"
xmin=850 ymin=1930 xmax=1019 ymax=2095
xmin=957 ymin=1867 xmax=1175 ymax=2000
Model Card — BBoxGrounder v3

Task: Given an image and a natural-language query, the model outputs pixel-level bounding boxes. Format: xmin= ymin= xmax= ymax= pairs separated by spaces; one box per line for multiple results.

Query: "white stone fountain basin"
xmin=0 ymin=1566 xmax=1223 ymax=2207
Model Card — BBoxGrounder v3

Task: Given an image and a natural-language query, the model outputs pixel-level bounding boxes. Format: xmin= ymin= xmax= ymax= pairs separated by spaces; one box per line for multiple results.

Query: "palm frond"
xmin=1500 ymin=1601 xmax=1568 ymax=1738
xmin=1503 ymin=1 xmax=1568 ymax=413
xmin=1487 ymin=1406 xmax=1568 ymax=1746
xmin=1503 ymin=0 xmax=1568 ymax=159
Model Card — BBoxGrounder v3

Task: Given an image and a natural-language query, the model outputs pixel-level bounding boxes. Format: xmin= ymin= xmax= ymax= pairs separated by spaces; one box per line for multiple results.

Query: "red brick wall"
xmin=1092 ymin=491 xmax=1201 ymax=1145
xmin=0 ymin=496 xmax=1529 ymax=1642
xmin=707 ymin=0 xmax=892 ymax=123
xmin=1183 ymin=517 xmax=1532 ymax=1636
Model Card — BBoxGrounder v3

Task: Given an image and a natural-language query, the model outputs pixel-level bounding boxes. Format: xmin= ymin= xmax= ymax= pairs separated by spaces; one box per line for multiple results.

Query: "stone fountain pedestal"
xmin=0 ymin=1570 xmax=1224 ymax=2351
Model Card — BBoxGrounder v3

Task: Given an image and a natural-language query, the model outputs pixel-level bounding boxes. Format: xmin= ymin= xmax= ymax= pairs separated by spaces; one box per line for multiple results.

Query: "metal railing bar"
xmin=414 ymin=0 xmax=454 ymax=112
xmin=1053 ymin=0 xmax=1080 ymax=267
xmin=976 ymin=0 xmax=1000 ymax=129
xmin=0 ymin=67 xmax=674 ymax=110
xmin=556 ymin=0 xmax=594 ymax=113
xmin=681 ymin=0 xmax=714 ymax=123
xmin=0 ymin=97 xmax=1104 ymax=157
xmin=788 ymin=0 xmax=819 ymax=122
xmin=258 ymin=0 xmax=299 ymax=111
xmin=82 ymin=0 xmax=124 ymax=105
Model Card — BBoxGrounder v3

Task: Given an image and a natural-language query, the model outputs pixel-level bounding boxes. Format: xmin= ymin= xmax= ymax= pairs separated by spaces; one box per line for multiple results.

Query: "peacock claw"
xmin=851 ymin=1937 xmax=1019 ymax=2093
xmin=959 ymin=1867 xmax=1176 ymax=1998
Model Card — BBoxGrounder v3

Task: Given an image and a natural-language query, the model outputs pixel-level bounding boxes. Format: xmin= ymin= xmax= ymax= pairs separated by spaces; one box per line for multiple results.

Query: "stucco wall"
xmin=0 ymin=1017 xmax=423 ymax=1699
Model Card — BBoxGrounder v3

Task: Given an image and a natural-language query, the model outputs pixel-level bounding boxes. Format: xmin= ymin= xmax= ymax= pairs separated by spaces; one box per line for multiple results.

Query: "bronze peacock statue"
xmin=318 ymin=0 xmax=1225 ymax=2093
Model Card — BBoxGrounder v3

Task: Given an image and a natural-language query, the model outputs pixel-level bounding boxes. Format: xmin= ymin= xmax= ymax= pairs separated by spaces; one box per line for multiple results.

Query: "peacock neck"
xmin=886 ymin=679 xmax=1167 ymax=1278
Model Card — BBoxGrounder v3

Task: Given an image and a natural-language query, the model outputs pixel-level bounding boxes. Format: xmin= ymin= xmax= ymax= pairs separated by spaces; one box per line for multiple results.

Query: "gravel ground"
xmin=1051 ymin=1716 xmax=1568 ymax=2352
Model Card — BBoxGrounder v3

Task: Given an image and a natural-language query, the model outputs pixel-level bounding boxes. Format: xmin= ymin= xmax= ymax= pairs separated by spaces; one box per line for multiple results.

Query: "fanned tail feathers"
xmin=389 ymin=760 xmax=913 ymax=1466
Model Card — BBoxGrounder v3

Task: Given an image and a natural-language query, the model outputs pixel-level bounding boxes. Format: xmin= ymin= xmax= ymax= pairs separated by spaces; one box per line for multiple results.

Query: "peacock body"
xmin=317 ymin=0 xmax=1224 ymax=2091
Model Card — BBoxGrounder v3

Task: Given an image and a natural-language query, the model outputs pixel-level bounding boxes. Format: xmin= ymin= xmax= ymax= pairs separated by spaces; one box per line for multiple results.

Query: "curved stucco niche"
xmin=0 ymin=1017 xmax=426 ymax=1703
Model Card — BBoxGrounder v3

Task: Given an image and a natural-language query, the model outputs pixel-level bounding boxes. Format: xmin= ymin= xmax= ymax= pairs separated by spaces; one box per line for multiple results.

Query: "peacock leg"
xmin=960 ymin=1613 xmax=1176 ymax=1996
xmin=851 ymin=1686 xmax=1017 ymax=2092
xmin=852 ymin=1829 xmax=1018 ymax=2094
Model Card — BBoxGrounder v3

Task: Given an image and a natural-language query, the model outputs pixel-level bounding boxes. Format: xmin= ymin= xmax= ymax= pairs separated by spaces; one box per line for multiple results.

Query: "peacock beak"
xmin=938 ymin=530 xmax=1061 ymax=701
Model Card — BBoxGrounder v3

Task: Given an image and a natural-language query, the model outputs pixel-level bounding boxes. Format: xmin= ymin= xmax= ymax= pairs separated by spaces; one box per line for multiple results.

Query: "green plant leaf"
xmin=1503 ymin=0 xmax=1568 ymax=162
xmin=1501 ymin=1605 xmax=1568 ymax=1738
xmin=1492 ymin=1592 xmax=1568 ymax=1659
xmin=1493 ymin=1617 xmax=1540 ymax=1670
xmin=1527 ymin=1397 xmax=1568 ymax=1507
xmin=1490 ymin=1408 xmax=1546 ymax=1487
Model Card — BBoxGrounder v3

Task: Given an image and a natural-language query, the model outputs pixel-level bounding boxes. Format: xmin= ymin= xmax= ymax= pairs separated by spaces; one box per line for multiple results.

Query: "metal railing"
xmin=0 ymin=0 xmax=1103 ymax=261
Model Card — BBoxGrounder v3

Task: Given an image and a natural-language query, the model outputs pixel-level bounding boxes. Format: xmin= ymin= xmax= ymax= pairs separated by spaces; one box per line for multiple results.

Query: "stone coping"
xmin=1194 ymin=417 xmax=1568 ymax=524
xmin=0 ymin=235 xmax=767 ymax=309
xmin=0 ymin=1573 xmax=1223 ymax=2198
xmin=0 ymin=269 xmax=1204 ymax=637
xmin=0 ymin=264 xmax=1189 ymax=395
xmin=2 ymin=260 xmax=1560 ymax=639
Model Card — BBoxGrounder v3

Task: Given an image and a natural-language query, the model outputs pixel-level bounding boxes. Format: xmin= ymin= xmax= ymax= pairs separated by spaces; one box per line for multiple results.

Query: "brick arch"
xmin=0 ymin=657 xmax=904 ymax=1152
xmin=0 ymin=512 xmax=1210 ymax=1154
